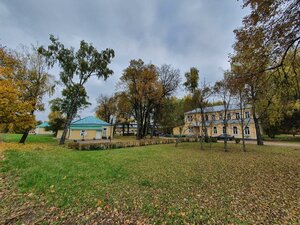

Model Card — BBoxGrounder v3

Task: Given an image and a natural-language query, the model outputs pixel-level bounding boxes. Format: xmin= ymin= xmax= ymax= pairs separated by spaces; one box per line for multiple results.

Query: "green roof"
xmin=70 ymin=116 xmax=111 ymax=130
xmin=37 ymin=122 xmax=49 ymax=128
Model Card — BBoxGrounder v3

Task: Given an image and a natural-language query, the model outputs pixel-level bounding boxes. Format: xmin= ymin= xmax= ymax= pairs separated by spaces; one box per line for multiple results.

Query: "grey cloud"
xmin=0 ymin=0 xmax=248 ymax=121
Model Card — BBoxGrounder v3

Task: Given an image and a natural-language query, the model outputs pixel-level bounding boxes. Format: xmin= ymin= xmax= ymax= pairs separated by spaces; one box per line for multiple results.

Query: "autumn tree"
xmin=95 ymin=94 xmax=117 ymax=123
xmin=0 ymin=47 xmax=35 ymax=133
xmin=115 ymin=92 xmax=133 ymax=135
xmin=151 ymin=64 xmax=181 ymax=137
xmin=15 ymin=45 xmax=55 ymax=143
xmin=235 ymin=0 xmax=299 ymax=74
xmin=47 ymin=111 xmax=66 ymax=136
xmin=214 ymin=71 xmax=233 ymax=152
xmin=184 ymin=67 xmax=211 ymax=149
xmin=38 ymin=35 xmax=115 ymax=145
xmin=120 ymin=59 xmax=163 ymax=140
xmin=156 ymin=97 xmax=185 ymax=134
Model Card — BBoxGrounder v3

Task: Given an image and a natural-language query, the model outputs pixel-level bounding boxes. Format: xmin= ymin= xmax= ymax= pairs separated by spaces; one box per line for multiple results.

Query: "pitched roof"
xmin=71 ymin=116 xmax=111 ymax=126
xmin=37 ymin=122 xmax=49 ymax=128
xmin=185 ymin=104 xmax=251 ymax=115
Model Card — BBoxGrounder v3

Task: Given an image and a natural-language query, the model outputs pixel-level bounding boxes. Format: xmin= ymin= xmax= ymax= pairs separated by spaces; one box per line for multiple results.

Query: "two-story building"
xmin=173 ymin=104 xmax=257 ymax=140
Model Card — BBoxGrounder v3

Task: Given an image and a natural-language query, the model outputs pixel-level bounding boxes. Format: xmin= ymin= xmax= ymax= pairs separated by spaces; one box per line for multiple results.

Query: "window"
xmin=211 ymin=114 xmax=216 ymax=120
xmin=245 ymin=111 xmax=250 ymax=118
xmin=233 ymin=126 xmax=238 ymax=135
xmin=213 ymin=127 xmax=217 ymax=134
xmin=205 ymin=114 xmax=209 ymax=121
xmin=235 ymin=113 xmax=240 ymax=119
xmin=245 ymin=126 xmax=250 ymax=135
xmin=227 ymin=113 xmax=231 ymax=120
xmin=219 ymin=113 xmax=223 ymax=120
xmin=189 ymin=127 xmax=193 ymax=133
xmin=187 ymin=115 xmax=193 ymax=122
xmin=223 ymin=126 xmax=226 ymax=134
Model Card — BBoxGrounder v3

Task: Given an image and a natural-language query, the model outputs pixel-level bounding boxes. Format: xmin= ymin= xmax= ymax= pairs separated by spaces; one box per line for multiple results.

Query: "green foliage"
xmin=183 ymin=67 xmax=199 ymax=93
xmin=38 ymin=35 xmax=115 ymax=144
xmin=47 ymin=110 xmax=66 ymax=135
xmin=235 ymin=138 xmax=241 ymax=144
xmin=95 ymin=94 xmax=117 ymax=123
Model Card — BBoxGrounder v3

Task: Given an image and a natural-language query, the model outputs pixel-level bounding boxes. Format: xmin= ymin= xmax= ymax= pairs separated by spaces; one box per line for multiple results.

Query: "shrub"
xmin=235 ymin=138 xmax=241 ymax=144
xmin=209 ymin=137 xmax=218 ymax=143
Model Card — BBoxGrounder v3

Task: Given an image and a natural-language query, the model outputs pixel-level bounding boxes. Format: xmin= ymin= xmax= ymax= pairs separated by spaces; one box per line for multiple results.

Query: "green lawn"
xmin=263 ymin=134 xmax=300 ymax=142
xmin=1 ymin=142 xmax=299 ymax=224
xmin=0 ymin=133 xmax=56 ymax=144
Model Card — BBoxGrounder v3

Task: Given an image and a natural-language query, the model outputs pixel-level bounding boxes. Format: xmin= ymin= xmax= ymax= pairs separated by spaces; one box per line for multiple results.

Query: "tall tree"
xmin=0 ymin=47 xmax=35 ymax=133
xmin=236 ymin=0 xmax=299 ymax=74
xmin=38 ymin=35 xmax=115 ymax=145
xmin=184 ymin=67 xmax=211 ymax=149
xmin=115 ymin=92 xmax=133 ymax=135
xmin=151 ymin=64 xmax=181 ymax=137
xmin=16 ymin=45 xmax=55 ymax=144
xmin=47 ymin=111 xmax=66 ymax=136
xmin=95 ymin=94 xmax=117 ymax=123
xmin=214 ymin=71 xmax=233 ymax=152
xmin=119 ymin=59 xmax=163 ymax=139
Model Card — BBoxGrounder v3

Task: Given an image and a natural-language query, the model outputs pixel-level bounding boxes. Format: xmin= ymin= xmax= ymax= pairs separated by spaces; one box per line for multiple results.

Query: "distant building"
xmin=56 ymin=116 xmax=113 ymax=140
xmin=115 ymin=122 xmax=138 ymax=135
xmin=173 ymin=104 xmax=257 ymax=140
xmin=35 ymin=122 xmax=53 ymax=135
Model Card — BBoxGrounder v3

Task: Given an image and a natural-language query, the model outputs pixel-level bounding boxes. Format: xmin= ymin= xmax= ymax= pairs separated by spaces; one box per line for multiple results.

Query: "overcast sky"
xmin=0 ymin=0 xmax=248 ymax=121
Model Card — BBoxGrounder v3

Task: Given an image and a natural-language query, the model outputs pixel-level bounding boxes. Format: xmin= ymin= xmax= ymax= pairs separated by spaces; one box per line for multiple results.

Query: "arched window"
xmin=233 ymin=126 xmax=238 ymax=135
xmin=222 ymin=126 xmax=226 ymax=134
xmin=245 ymin=126 xmax=250 ymax=135
xmin=213 ymin=127 xmax=217 ymax=134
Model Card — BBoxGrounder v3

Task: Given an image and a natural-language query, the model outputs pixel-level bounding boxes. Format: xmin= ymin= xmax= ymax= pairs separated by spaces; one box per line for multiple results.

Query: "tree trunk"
xmin=253 ymin=108 xmax=264 ymax=145
xmin=59 ymin=117 xmax=71 ymax=145
xmin=19 ymin=128 xmax=30 ymax=144
xmin=19 ymin=109 xmax=35 ymax=144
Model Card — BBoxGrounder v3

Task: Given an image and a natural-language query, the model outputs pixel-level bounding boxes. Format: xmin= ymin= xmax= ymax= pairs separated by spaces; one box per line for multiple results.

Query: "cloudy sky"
xmin=0 ymin=0 xmax=248 ymax=121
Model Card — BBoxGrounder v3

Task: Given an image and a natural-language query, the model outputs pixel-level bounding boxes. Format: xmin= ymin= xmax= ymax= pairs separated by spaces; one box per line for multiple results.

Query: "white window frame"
xmin=245 ymin=126 xmax=250 ymax=135
xmin=233 ymin=126 xmax=238 ymax=135
xmin=222 ymin=126 xmax=226 ymax=134
xmin=245 ymin=111 xmax=250 ymax=118
xmin=213 ymin=127 xmax=217 ymax=134
xmin=219 ymin=113 xmax=223 ymax=120
xmin=235 ymin=113 xmax=240 ymax=120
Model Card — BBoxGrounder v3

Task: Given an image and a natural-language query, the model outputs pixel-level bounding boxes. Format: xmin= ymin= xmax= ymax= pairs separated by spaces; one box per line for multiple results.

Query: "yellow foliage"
xmin=0 ymin=47 xmax=35 ymax=132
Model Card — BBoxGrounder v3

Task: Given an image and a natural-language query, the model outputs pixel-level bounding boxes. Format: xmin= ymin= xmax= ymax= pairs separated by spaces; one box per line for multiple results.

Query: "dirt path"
xmin=245 ymin=140 xmax=300 ymax=148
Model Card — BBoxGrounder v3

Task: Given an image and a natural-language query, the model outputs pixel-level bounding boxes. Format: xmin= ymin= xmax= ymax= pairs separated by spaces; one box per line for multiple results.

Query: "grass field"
xmin=263 ymin=134 xmax=300 ymax=142
xmin=0 ymin=133 xmax=56 ymax=144
xmin=0 ymin=138 xmax=300 ymax=224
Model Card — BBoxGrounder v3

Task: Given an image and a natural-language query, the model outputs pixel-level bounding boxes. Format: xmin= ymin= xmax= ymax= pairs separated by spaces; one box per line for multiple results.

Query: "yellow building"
xmin=173 ymin=105 xmax=257 ymax=140
xmin=35 ymin=122 xmax=53 ymax=135
xmin=57 ymin=116 xmax=113 ymax=140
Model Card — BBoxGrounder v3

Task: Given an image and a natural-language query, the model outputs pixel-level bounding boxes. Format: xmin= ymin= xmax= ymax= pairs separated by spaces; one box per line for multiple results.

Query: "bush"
xmin=209 ymin=137 xmax=218 ymax=143
xmin=235 ymin=138 xmax=241 ymax=144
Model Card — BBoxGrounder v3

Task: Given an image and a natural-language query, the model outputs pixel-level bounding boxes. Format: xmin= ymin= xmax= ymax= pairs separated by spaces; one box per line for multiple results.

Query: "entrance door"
xmin=96 ymin=130 xmax=102 ymax=139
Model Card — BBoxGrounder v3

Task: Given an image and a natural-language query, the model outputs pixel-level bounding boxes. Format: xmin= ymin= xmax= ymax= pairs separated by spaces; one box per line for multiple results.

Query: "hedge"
xmin=67 ymin=138 xmax=199 ymax=151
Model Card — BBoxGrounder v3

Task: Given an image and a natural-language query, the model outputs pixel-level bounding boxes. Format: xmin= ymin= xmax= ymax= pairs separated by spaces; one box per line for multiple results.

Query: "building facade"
xmin=56 ymin=116 xmax=113 ymax=140
xmin=173 ymin=104 xmax=257 ymax=140
xmin=35 ymin=122 xmax=53 ymax=135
